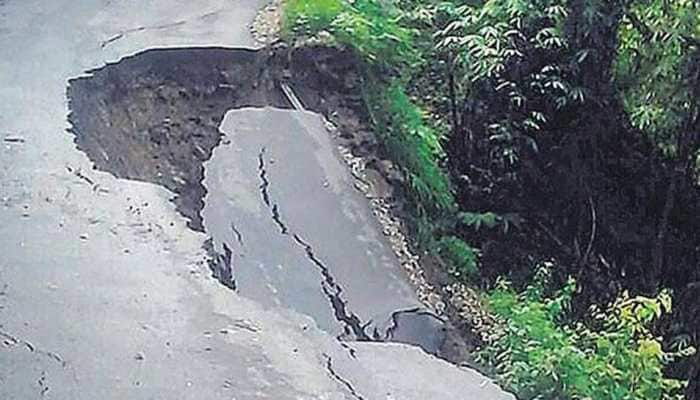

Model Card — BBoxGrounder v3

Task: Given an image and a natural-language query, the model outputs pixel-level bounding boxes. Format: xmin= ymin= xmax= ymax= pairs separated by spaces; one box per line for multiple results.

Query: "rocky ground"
xmin=251 ymin=0 xmax=282 ymax=44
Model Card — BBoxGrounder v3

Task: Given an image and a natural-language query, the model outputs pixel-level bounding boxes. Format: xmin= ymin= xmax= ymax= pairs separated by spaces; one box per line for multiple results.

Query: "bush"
xmin=282 ymin=0 xmax=417 ymax=70
xmin=330 ymin=0 xmax=417 ymax=69
xmin=281 ymin=0 xmax=345 ymax=37
xmin=478 ymin=267 xmax=694 ymax=400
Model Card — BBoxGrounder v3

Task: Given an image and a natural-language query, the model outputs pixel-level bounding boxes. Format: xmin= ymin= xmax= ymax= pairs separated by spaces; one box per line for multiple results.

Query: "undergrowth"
xmin=282 ymin=0 xmax=345 ymax=37
xmin=479 ymin=266 xmax=694 ymax=400
xmin=365 ymin=79 xmax=455 ymax=216
xmin=283 ymin=0 xmax=416 ymax=69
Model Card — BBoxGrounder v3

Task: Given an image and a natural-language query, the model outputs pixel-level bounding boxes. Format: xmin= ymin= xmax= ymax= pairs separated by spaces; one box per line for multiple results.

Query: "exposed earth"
xmin=0 ymin=0 xmax=513 ymax=399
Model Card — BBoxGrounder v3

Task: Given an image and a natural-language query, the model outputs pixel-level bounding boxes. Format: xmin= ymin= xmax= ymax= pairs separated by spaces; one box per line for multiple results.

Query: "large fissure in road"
xmin=256 ymin=145 xmax=369 ymax=340
xmin=66 ymin=46 xmax=458 ymax=361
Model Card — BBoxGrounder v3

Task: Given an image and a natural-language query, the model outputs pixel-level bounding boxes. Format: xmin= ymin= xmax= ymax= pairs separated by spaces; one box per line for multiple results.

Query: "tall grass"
xmin=366 ymin=80 xmax=455 ymax=216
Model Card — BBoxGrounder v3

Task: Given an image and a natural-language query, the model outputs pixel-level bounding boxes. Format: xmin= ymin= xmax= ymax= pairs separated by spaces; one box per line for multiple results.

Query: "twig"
xmin=582 ymin=196 xmax=596 ymax=263
xmin=536 ymin=221 xmax=566 ymax=249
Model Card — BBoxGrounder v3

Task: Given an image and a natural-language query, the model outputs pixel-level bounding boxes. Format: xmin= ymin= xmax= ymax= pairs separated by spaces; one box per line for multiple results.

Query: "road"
xmin=0 ymin=0 xmax=514 ymax=398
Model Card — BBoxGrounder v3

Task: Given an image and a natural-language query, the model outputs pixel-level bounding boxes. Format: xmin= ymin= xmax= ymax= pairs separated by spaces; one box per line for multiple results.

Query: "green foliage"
xmin=436 ymin=235 xmax=479 ymax=279
xmin=433 ymin=0 xmax=576 ymax=168
xmin=478 ymin=266 xmax=695 ymax=400
xmin=458 ymin=211 xmax=522 ymax=233
xmin=366 ymin=80 xmax=456 ymax=215
xmin=282 ymin=0 xmax=417 ymax=69
xmin=615 ymin=0 xmax=699 ymax=155
xmin=436 ymin=0 xmax=568 ymax=82
xmin=282 ymin=0 xmax=345 ymax=37
xmin=330 ymin=0 xmax=417 ymax=68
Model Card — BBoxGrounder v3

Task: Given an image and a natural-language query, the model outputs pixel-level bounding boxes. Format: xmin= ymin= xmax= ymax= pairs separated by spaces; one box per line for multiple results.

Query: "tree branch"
xmin=582 ymin=196 xmax=597 ymax=263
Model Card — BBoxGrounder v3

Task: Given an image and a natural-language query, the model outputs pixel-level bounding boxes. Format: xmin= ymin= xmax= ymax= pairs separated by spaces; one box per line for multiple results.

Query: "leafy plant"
xmin=366 ymin=80 xmax=456 ymax=216
xmin=431 ymin=0 xmax=576 ymax=169
xmin=282 ymin=0 xmax=417 ymax=70
xmin=330 ymin=0 xmax=417 ymax=69
xmin=478 ymin=266 xmax=695 ymax=400
xmin=615 ymin=0 xmax=699 ymax=155
xmin=282 ymin=0 xmax=345 ymax=37
xmin=436 ymin=235 xmax=479 ymax=279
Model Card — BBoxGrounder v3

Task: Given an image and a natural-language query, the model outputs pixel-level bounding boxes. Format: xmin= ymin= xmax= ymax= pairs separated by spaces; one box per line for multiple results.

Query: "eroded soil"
xmin=68 ymin=47 xmax=288 ymax=231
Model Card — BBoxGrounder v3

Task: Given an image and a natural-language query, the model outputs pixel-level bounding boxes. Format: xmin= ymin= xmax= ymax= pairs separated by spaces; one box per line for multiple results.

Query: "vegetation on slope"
xmin=280 ymin=0 xmax=699 ymax=398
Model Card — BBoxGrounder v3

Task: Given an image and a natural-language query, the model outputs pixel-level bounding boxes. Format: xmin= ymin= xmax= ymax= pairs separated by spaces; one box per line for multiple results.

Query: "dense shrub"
xmin=478 ymin=267 xmax=694 ymax=400
xmin=282 ymin=0 xmax=416 ymax=70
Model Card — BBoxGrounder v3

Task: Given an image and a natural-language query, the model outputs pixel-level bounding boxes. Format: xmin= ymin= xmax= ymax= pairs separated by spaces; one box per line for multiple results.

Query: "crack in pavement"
xmin=203 ymin=238 xmax=237 ymax=291
xmin=1 ymin=329 xmax=67 ymax=368
xmin=230 ymin=222 xmax=244 ymax=246
xmin=338 ymin=338 xmax=358 ymax=359
xmin=38 ymin=370 xmax=49 ymax=397
xmin=271 ymin=204 xmax=289 ymax=235
xmin=323 ymin=353 xmax=366 ymax=400
xmin=258 ymin=147 xmax=271 ymax=207
xmin=217 ymin=242 xmax=236 ymax=290
xmin=376 ymin=307 xmax=421 ymax=341
xmin=99 ymin=8 xmax=224 ymax=48
xmin=256 ymin=148 xmax=370 ymax=341
xmin=292 ymin=234 xmax=370 ymax=341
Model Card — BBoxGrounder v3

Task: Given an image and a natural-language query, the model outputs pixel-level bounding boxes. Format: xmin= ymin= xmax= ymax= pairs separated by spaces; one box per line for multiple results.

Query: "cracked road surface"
xmin=204 ymin=109 xmax=423 ymax=340
xmin=0 ymin=0 xmax=514 ymax=399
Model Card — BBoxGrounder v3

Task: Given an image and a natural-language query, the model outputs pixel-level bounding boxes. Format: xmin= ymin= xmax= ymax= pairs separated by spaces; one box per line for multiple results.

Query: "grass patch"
xmin=281 ymin=0 xmax=345 ymax=37
xmin=365 ymin=80 xmax=455 ymax=216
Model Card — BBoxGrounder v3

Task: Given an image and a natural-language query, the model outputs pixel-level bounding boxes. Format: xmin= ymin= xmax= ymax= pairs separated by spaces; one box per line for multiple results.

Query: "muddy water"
xmin=67 ymin=47 xmax=448 ymax=356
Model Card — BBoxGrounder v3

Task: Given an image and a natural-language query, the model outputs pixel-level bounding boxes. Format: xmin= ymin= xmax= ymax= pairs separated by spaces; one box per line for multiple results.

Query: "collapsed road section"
xmin=66 ymin=46 xmax=455 ymax=358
